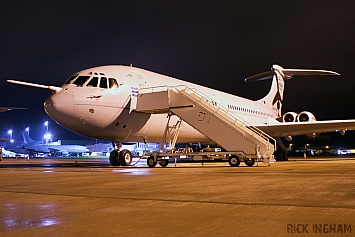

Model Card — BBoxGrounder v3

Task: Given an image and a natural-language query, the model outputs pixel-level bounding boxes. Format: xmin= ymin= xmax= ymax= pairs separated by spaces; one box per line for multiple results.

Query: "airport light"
xmin=25 ymin=127 xmax=30 ymax=135
xmin=7 ymin=129 xmax=12 ymax=141
xmin=44 ymin=133 xmax=52 ymax=144
xmin=44 ymin=121 xmax=49 ymax=132
xmin=44 ymin=121 xmax=50 ymax=144
xmin=305 ymin=144 xmax=309 ymax=155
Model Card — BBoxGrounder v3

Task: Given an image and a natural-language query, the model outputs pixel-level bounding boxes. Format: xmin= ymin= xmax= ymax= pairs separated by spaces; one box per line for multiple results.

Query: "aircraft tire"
xmin=244 ymin=158 xmax=255 ymax=167
xmin=147 ymin=156 xmax=157 ymax=168
xmin=274 ymin=149 xmax=288 ymax=161
xmin=119 ymin=149 xmax=132 ymax=166
xmin=109 ymin=150 xmax=120 ymax=166
xmin=159 ymin=159 xmax=169 ymax=167
xmin=228 ymin=155 xmax=240 ymax=167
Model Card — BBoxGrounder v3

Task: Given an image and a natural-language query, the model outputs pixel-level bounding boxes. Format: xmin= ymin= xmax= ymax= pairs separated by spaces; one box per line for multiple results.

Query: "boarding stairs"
xmin=133 ymin=85 xmax=275 ymax=159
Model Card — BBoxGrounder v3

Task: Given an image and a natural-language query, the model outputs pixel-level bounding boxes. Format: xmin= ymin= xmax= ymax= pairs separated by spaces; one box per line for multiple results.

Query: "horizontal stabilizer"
xmin=244 ymin=71 xmax=273 ymax=82
xmin=245 ymin=64 xmax=339 ymax=83
xmin=282 ymin=69 xmax=340 ymax=77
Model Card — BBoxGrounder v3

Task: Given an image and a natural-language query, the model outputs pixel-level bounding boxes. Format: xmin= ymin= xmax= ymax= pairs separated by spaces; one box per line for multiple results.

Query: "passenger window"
xmin=109 ymin=78 xmax=119 ymax=89
xmin=86 ymin=77 xmax=99 ymax=87
xmin=99 ymin=77 xmax=108 ymax=88
xmin=73 ymin=76 xmax=90 ymax=86
xmin=65 ymin=74 xmax=78 ymax=84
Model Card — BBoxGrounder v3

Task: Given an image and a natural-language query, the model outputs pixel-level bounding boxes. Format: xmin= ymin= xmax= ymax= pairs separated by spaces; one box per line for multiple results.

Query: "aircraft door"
xmin=131 ymin=71 xmax=150 ymax=88
xmin=128 ymin=71 xmax=150 ymax=112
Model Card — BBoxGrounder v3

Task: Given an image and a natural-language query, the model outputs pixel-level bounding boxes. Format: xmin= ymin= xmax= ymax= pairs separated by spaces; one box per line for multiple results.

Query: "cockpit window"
xmin=65 ymin=74 xmax=78 ymax=84
xmin=65 ymin=74 xmax=119 ymax=89
xmin=73 ymin=76 xmax=90 ymax=86
xmin=109 ymin=78 xmax=119 ymax=89
xmin=99 ymin=77 xmax=108 ymax=88
xmin=86 ymin=77 xmax=99 ymax=87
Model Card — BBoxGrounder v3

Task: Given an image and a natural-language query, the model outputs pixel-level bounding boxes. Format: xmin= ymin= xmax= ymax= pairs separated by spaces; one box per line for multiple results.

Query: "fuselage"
xmin=44 ymin=65 xmax=276 ymax=143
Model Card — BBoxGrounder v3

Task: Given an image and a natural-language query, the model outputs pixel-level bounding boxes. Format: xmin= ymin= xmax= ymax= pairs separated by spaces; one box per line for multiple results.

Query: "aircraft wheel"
xmin=228 ymin=155 xmax=240 ymax=167
xmin=159 ymin=159 xmax=169 ymax=167
xmin=120 ymin=149 xmax=132 ymax=166
xmin=274 ymin=149 xmax=288 ymax=161
xmin=147 ymin=156 xmax=157 ymax=168
xmin=244 ymin=158 xmax=255 ymax=167
xmin=109 ymin=150 xmax=120 ymax=166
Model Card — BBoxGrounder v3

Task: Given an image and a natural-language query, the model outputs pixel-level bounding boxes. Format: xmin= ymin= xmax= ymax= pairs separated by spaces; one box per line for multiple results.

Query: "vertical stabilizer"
xmin=257 ymin=65 xmax=285 ymax=117
xmin=22 ymin=132 xmax=35 ymax=145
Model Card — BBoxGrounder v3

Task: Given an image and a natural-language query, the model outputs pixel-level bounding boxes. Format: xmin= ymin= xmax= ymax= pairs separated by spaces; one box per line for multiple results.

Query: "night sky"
xmin=1 ymin=1 xmax=355 ymax=144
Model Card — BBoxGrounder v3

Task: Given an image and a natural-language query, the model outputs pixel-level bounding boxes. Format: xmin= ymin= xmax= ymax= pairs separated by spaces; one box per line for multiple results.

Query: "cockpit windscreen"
xmin=64 ymin=72 xmax=120 ymax=89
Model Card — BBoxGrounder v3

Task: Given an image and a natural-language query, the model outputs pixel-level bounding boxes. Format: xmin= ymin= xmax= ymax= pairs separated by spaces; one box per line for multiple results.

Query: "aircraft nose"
xmin=44 ymin=92 xmax=74 ymax=125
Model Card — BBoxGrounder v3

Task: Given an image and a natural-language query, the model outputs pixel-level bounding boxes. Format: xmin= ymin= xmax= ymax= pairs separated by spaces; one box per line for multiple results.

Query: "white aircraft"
xmin=0 ymin=106 xmax=26 ymax=142
xmin=1 ymin=147 xmax=16 ymax=157
xmin=7 ymin=64 xmax=355 ymax=166
xmin=21 ymin=132 xmax=89 ymax=156
xmin=4 ymin=131 xmax=89 ymax=157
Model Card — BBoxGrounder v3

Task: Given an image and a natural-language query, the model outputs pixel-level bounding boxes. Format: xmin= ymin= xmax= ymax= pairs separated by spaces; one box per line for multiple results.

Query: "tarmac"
xmin=1 ymin=156 xmax=355 ymax=236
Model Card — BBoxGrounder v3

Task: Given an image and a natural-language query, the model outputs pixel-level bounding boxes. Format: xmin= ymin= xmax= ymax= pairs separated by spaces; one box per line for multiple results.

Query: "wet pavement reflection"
xmin=2 ymin=203 xmax=60 ymax=230
xmin=112 ymin=168 xmax=151 ymax=175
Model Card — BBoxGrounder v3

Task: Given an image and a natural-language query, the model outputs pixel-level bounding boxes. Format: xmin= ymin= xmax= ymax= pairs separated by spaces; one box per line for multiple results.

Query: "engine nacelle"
xmin=282 ymin=112 xmax=298 ymax=122
xmin=296 ymin=111 xmax=316 ymax=122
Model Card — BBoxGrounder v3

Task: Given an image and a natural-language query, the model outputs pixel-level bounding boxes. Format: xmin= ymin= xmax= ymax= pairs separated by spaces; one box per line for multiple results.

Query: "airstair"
xmin=133 ymin=85 xmax=275 ymax=159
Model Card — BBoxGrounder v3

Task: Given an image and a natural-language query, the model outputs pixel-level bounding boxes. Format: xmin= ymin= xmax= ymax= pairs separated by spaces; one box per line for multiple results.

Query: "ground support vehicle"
xmin=145 ymin=150 xmax=275 ymax=168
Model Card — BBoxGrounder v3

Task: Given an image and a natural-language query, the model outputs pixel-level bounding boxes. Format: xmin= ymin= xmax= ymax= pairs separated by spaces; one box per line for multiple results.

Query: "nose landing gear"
xmin=109 ymin=149 xmax=133 ymax=166
xmin=109 ymin=141 xmax=133 ymax=166
xmin=120 ymin=149 xmax=133 ymax=166
xmin=109 ymin=149 xmax=120 ymax=166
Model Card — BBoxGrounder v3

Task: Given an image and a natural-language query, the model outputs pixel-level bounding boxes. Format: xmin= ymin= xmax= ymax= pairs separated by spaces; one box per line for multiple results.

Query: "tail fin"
xmin=245 ymin=64 xmax=339 ymax=117
xmin=22 ymin=131 xmax=35 ymax=144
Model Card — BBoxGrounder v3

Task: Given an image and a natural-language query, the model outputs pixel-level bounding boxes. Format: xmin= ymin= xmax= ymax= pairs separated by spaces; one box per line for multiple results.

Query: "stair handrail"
xmin=170 ymin=85 xmax=276 ymax=150
xmin=138 ymin=85 xmax=276 ymax=151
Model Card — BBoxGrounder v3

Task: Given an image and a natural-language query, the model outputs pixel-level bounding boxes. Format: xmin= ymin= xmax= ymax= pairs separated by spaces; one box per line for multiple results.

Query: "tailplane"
xmin=22 ymin=132 xmax=35 ymax=145
xmin=245 ymin=64 xmax=339 ymax=117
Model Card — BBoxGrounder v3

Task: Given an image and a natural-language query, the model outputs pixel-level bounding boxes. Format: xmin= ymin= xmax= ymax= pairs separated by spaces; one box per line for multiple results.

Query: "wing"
xmin=0 ymin=107 xmax=27 ymax=112
xmin=47 ymin=147 xmax=60 ymax=152
xmin=255 ymin=120 xmax=355 ymax=137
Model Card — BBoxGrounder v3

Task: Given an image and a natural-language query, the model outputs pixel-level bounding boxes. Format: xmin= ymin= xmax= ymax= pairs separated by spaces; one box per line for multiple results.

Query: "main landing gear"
xmin=109 ymin=149 xmax=133 ymax=166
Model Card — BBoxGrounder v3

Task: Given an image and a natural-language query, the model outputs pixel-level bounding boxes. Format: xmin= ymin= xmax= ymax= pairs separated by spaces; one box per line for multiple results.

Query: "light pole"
xmin=44 ymin=121 xmax=49 ymax=144
xmin=44 ymin=133 xmax=52 ymax=144
xmin=25 ymin=127 xmax=30 ymax=136
xmin=44 ymin=121 xmax=48 ymax=132
xmin=304 ymin=144 xmax=309 ymax=159
xmin=7 ymin=129 xmax=13 ymax=143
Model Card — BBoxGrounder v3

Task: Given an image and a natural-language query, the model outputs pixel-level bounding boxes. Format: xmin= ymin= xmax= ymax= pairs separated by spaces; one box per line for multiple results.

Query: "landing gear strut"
xmin=274 ymin=138 xmax=288 ymax=161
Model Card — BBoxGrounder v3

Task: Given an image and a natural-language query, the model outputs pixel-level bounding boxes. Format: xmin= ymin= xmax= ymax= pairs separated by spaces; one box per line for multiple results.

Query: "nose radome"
xmin=44 ymin=92 xmax=74 ymax=125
